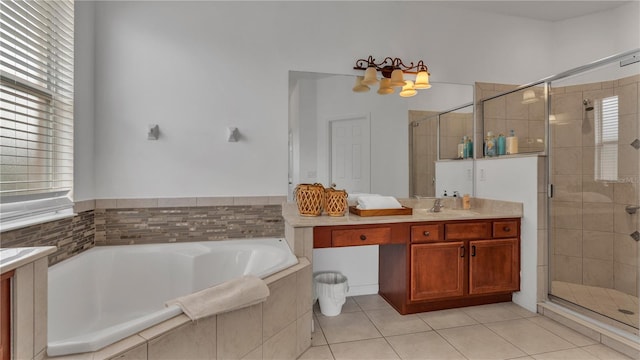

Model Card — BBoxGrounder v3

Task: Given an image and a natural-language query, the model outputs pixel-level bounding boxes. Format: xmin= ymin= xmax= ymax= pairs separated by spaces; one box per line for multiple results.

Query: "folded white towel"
xmin=356 ymin=196 xmax=403 ymax=210
xmin=347 ymin=193 xmax=380 ymax=206
xmin=166 ymin=275 xmax=269 ymax=320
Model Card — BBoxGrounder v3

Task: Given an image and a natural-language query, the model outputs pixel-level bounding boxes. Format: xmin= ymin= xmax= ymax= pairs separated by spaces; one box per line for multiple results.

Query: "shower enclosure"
xmin=548 ymin=51 xmax=640 ymax=334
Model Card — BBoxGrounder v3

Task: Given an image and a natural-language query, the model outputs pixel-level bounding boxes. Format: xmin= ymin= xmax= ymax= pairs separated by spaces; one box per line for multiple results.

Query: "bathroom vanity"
xmin=283 ymin=198 xmax=522 ymax=315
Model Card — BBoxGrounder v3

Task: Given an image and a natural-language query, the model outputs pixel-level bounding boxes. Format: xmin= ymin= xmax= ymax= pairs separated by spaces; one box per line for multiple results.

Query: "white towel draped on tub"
xmin=166 ymin=275 xmax=270 ymax=320
xmin=356 ymin=195 xmax=403 ymax=210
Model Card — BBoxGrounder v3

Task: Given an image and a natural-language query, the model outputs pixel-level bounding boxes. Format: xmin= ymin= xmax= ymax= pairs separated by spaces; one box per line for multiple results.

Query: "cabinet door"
xmin=469 ymin=239 xmax=519 ymax=295
xmin=410 ymin=242 xmax=465 ymax=301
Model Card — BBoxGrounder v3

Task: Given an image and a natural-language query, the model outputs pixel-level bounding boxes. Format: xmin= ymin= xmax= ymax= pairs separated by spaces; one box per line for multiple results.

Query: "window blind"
xmin=0 ymin=0 xmax=74 ymax=226
xmin=594 ymin=96 xmax=619 ymax=182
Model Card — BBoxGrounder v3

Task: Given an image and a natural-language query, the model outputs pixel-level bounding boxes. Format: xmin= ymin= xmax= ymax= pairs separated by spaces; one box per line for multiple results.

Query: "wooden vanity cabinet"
xmin=410 ymin=241 xmax=465 ymax=301
xmin=392 ymin=218 xmax=520 ymax=314
xmin=313 ymin=217 xmax=520 ymax=315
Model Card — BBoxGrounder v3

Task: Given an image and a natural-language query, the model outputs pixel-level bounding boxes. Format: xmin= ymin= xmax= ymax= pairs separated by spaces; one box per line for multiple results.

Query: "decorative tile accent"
xmin=1 ymin=210 xmax=95 ymax=266
xmin=95 ymin=205 xmax=284 ymax=245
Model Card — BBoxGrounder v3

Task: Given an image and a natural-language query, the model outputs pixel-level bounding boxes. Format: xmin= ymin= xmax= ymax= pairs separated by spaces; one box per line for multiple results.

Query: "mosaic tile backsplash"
xmin=95 ymin=205 xmax=284 ymax=245
xmin=1 ymin=204 xmax=285 ymax=265
xmin=1 ymin=210 xmax=95 ymax=266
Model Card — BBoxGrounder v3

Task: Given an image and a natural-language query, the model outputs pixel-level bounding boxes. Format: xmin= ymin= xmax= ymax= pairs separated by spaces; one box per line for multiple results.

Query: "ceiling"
xmin=434 ymin=1 xmax=634 ymax=22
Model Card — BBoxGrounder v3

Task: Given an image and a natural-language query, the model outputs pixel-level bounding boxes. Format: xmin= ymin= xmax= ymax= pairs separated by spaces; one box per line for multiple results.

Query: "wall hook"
xmin=630 ymin=139 xmax=640 ymax=150
xmin=148 ymin=124 xmax=159 ymax=140
xmin=227 ymin=127 xmax=239 ymax=142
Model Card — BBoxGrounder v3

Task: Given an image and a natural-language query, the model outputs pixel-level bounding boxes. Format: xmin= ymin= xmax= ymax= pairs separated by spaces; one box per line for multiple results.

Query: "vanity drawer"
xmin=332 ymin=227 xmax=391 ymax=247
xmin=445 ymin=222 xmax=491 ymax=240
xmin=493 ymin=221 xmax=518 ymax=238
xmin=411 ymin=224 xmax=443 ymax=242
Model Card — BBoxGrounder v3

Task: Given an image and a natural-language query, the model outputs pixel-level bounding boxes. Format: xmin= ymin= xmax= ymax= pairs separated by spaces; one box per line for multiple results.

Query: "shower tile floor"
xmin=551 ymin=281 xmax=639 ymax=329
xmin=298 ymin=294 xmax=633 ymax=360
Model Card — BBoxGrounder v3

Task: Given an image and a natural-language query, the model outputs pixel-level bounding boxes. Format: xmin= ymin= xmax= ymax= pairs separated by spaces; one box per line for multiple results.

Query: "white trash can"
xmin=314 ymin=272 xmax=348 ymax=317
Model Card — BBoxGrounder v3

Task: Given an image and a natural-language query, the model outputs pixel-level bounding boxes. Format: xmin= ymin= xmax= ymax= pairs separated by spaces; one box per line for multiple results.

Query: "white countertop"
xmin=282 ymin=197 xmax=523 ymax=227
xmin=0 ymin=246 xmax=56 ymax=274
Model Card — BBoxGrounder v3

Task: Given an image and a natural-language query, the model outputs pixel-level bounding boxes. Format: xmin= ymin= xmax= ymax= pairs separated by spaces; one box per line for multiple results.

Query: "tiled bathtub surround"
xmin=1 ymin=197 xmax=287 ymax=265
xmin=0 ymin=210 xmax=95 ymax=266
xmin=46 ymin=259 xmax=312 ymax=360
xmin=94 ymin=204 xmax=284 ymax=245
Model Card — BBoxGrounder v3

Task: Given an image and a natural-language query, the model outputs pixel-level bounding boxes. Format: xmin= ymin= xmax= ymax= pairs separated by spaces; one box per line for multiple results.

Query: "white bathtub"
xmin=47 ymin=238 xmax=298 ymax=357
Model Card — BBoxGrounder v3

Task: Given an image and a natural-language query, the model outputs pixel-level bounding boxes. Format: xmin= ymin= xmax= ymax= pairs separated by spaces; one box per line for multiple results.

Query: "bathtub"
xmin=47 ymin=238 xmax=298 ymax=357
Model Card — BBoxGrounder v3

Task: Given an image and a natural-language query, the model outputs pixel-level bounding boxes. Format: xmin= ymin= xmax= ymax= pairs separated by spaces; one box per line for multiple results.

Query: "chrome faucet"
xmin=431 ymin=198 xmax=444 ymax=213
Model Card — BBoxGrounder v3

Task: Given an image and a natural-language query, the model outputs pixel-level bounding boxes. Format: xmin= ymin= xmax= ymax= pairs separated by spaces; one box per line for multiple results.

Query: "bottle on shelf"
xmin=464 ymin=136 xmax=473 ymax=159
xmin=497 ymin=133 xmax=506 ymax=156
xmin=458 ymin=137 xmax=465 ymax=159
xmin=485 ymin=131 xmax=496 ymax=157
xmin=506 ymin=129 xmax=518 ymax=154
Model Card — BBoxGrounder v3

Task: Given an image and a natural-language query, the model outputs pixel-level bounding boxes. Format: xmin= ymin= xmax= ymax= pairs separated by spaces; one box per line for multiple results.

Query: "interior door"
xmin=330 ymin=115 xmax=371 ymax=193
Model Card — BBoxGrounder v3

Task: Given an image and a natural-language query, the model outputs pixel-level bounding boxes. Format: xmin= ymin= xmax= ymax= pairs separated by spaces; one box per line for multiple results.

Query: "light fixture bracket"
xmin=354 ymin=55 xmax=429 ymax=78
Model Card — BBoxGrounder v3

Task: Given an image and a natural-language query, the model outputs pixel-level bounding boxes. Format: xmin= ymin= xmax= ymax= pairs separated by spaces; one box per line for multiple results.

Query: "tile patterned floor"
xmin=551 ymin=281 xmax=639 ymax=329
xmin=298 ymin=295 xmax=633 ymax=360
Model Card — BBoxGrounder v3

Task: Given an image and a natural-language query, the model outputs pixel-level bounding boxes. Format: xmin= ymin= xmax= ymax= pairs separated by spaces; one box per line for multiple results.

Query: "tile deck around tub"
xmin=299 ymin=295 xmax=633 ymax=360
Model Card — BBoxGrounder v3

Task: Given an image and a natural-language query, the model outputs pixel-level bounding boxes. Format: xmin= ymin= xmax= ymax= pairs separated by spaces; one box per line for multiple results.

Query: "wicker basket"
xmin=294 ymin=183 xmax=325 ymax=216
xmin=325 ymin=187 xmax=348 ymax=217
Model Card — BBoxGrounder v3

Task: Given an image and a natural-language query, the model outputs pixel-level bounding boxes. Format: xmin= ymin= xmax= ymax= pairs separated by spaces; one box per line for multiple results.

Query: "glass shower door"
xmin=548 ymin=58 xmax=640 ymax=333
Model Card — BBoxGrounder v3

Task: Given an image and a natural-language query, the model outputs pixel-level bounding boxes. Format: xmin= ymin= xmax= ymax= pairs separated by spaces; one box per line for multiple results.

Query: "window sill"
xmin=0 ymin=209 xmax=75 ymax=233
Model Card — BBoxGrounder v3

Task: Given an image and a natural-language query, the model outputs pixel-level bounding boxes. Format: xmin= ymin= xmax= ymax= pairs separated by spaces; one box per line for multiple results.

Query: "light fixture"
xmin=353 ymin=56 xmax=432 ymax=97
xmin=377 ymin=78 xmax=394 ymax=95
xmin=399 ymin=80 xmax=417 ymax=97
xmin=521 ymin=89 xmax=538 ymax=104
xmin=352 ymin=76 xmax=370 ymax=93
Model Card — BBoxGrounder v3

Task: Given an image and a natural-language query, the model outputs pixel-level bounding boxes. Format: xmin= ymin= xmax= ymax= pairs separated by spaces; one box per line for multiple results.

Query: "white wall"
xmin=82 ymin=1 xmax=558 ymax=199
xmin=73 ymin=1 xmax=95 ymax=201
xmin=550 ymin=2 xmax=640 ymax=75
xmin=73 ymin=1 xmax=640 ymax=199
xmin=474 ymin=156 xmax=540 ymax=312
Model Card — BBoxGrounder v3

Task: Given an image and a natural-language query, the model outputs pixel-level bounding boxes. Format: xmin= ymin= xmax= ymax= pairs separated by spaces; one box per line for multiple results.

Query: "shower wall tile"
xmin=618 ymin=113 xmax=638 ymax=145
xmin=552 ymin=147 xmax=582 ymax=175
xmin=552 ymin=201 xmax=583 ymax=230
xmin=505 ymin=92 xmax=529 ymax=120
xmin=613 ymin=204 xmax=637 ymax=235
xmin=582 ymin=176 xmax=614 ymax=203
xmin=613 ymin=181 xmax=637 ymax=205
xmin=551 ymin=92 xmax=583 ymax=121
xmin=582 ymin=258 xmax=613 ymax=288
xmin=553 ymin=228 xmax=582 ymax=257
xmin=613 ymin=262 xmax=638 ymax=296
xmin=617 ymin=145 xmax=639 ymax=177
xmin=552 ymin=175 xmax=583 ymax=203
xmin=615 ymin=82 xmax=638 ymax=116
xmin=552 ymin=121 xmax=583 ymax=148
xmin=582 ymin=230 xmax=614 ymax=261
xmin=581 ymin=147 xmax=596 ymax=176
xmin=582 ymin=203 xmax=614 ymax=232
xmin=613 ymin=233 xmax=638 ymax=267
xmin=553 ymin=255 xmax=582 ymax=283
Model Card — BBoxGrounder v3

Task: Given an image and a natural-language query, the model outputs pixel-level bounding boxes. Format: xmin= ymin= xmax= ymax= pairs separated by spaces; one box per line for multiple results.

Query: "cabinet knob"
xmin=503 ymin=226 xmax=511 ymax=232
xmin=360 ymin=234 xmax=367 ymax=241
xmin=423 ymin=231 xmax=430 ymax=237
